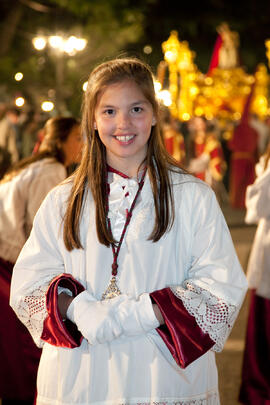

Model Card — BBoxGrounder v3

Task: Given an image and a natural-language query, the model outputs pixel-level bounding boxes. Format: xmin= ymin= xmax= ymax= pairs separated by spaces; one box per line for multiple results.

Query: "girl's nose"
xmin=117 ymin=112 xmax=131 ymax=129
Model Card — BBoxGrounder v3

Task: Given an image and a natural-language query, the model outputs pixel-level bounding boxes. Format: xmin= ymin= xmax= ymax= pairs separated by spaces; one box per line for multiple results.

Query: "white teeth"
xmin=115 ymin=135 xmax=134 ymax=142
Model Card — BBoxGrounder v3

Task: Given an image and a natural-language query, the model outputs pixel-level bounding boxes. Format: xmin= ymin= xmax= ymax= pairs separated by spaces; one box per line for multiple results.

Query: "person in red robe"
xmin=188 ymin=116 xmax=227 ymax=203
xmin=228 ymin=85 xmax=258 ymax=209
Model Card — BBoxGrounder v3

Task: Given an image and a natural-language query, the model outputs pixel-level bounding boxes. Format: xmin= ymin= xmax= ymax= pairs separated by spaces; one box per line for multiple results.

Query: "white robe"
xmin=245 ymin=156 xmax=270 ymax=299
xmin=10 ymin=170 xmax=247 ymax=405
xmin=0 ymin=157 xmax=66 ymax=263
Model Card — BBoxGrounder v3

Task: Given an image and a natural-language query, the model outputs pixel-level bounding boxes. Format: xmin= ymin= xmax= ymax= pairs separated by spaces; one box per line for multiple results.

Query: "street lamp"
xmin=15 ymin=97 xmax=25 ymax=107
xmin=14 ymin=72 xmax=23 ymax=81
xmin=32 ymin=35 xmax=87 ymax=54
xmin=32 ymin=34 xmax=87 ymax=113
xmin=41 ymin=101 xmax=54 ymax=112
xmin=32 ymin=36 xmax=46 ymax=50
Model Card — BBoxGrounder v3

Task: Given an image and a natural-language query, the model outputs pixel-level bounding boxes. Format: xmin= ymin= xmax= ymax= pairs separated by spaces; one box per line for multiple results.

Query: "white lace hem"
xmin=134 ymin=390 xmax=219 ymax=405
xmin=170 ymin=281 xmax=238 ymax=352
xmin=37 ymin=390 xmax=219 ymax=405
xmin=14 ymin=274 xmax=58 ymax=348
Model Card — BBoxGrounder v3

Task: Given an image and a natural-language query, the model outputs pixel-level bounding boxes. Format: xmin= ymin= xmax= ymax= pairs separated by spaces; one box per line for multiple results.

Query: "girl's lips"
xmin=115 ymin=135 xmax=135 ymax=142
xmin=114 ymin=134 xmax=136 ymax=144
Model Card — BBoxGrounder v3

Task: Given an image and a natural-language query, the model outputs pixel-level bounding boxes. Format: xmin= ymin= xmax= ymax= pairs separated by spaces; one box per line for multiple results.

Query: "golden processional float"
xmin=155 ymin=24 xmax=270 ymax=134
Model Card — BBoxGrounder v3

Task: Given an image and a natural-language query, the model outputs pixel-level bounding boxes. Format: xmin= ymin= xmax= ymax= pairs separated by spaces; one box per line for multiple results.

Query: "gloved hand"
xmin=66 ymin=290 xmax=124 ymax=345
xmin=116 ymin=293 xmax=160 ymax=336
xmin=67 ymin=291 xmax=160 ymax=345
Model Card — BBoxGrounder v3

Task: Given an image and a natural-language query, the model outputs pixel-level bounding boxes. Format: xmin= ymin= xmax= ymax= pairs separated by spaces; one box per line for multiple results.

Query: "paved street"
xmin=0 ymin=204 xmax=255 ymax=405
xmin=217 ymin=203 xmax=256 ymax=405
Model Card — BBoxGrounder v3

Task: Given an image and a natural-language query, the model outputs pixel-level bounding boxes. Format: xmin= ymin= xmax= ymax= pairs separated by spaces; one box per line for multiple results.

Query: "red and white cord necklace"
xmin=101 ymin=167 xmax=146 ymax=300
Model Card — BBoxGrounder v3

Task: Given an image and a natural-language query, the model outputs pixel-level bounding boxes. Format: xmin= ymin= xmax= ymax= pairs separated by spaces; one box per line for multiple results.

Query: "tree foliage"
xmin=0 ymin=0 xmax=153 ymax=115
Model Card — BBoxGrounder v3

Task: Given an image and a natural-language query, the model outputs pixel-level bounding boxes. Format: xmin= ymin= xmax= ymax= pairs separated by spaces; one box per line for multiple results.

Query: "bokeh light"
xmin=41 ymin=101 xmax=54 ymax=112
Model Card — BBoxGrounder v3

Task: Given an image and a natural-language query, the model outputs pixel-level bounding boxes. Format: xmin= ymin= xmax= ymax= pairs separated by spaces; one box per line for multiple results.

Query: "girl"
xmin=239 ymin=142 xmax=270 ymax=404
xmin=10 ymin=58 xmax=247 ymax=405
xmin=0 ymin=116 xmax=83 ymax=405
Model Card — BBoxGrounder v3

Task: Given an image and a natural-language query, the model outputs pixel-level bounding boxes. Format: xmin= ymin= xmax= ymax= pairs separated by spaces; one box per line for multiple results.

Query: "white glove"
xmin=116 ymin=293 xmax=160 ymax=336
xmin=67 ymin=291 xmax=159 ymax=345
xmin=66 ymin=290 xmax=124 ymax=345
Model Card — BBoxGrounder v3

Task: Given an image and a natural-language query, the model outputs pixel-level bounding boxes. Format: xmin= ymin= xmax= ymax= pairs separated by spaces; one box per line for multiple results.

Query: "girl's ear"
xmin=94 ymin=122 xmax=97 ymax=129
xmin=152 ymin=117 xmax=157 ymax=126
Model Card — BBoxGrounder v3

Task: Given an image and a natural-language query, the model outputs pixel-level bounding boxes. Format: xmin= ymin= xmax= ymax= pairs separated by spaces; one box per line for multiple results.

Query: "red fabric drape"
xmin=239 ymin=290 xmax=270 ymax=404
xmin=42 ymin=273 xmax=85 ymax=348
xmin=206 ymin=34 xmax=223 ymax=76
xmin=0 ymin=257 xmax=41 ymax=400
xmin=228 ymin=84 xmax=258 ymax=209
xmin=150 ymin=287 xmax=215 ymax=368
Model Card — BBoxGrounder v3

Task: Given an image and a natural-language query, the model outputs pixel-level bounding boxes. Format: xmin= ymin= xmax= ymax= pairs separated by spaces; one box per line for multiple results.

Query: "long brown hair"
xmin=1 ymin=116 xmax=79 ymax=183
xmin=63 ymin=57 xmax=183 ymax=250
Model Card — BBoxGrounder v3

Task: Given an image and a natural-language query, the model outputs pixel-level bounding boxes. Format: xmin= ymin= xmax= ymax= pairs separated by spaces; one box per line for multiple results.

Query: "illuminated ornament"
xmin=157 ymin=26 xmax=270 ymax=123
xmin=154 ymin=80 xmax=162 ymax=92
xmin=162 ymin=31 xmax=181 ymax=117
xmin=157 ymin=90 xmax=172 ymax=107
xmin=251 ymin=64 xmax=269 ymax=118
xmin=160 ymin=30 xmax=199 ymax=120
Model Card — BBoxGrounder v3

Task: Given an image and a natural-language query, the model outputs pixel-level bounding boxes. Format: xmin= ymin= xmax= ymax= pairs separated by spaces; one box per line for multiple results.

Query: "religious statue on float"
xmin=217 ymin=22 xmax=240 ymax=69
xmin=207 ymin=22 xmax=240 ymax=76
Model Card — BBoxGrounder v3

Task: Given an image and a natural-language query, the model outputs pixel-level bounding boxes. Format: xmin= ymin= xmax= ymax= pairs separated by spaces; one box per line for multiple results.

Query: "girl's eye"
xmin=132 ymin=106 xmax=142 ymax=113
xmin=104 ymin=109 xmax=115 ymax=115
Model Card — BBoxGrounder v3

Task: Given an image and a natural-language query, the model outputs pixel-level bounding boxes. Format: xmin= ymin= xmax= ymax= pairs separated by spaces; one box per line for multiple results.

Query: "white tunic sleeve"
xmin=10 ymin=187 xmax=68 ymax=347
xmin=170 ymin=182 xmax=247 ymax=352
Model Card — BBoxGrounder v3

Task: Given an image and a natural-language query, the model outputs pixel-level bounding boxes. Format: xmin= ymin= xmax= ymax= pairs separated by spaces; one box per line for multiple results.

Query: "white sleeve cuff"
xmin=66 ymin=290 xmax=95 ymax=323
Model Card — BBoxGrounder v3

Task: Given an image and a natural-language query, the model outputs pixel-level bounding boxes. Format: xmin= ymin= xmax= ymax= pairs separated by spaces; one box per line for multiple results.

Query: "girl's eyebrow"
xmin=99 ymin=100 xmax=149 ymax=109
xmin=130 ymin=100 xmax=149 ymax=106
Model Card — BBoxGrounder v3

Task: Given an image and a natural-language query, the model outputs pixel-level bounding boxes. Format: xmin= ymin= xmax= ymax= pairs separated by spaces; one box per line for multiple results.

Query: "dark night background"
xmin=138 ymin=0 xmax=270 ymax=73
xmin=0 ymin=0 xmax=269 ymax=114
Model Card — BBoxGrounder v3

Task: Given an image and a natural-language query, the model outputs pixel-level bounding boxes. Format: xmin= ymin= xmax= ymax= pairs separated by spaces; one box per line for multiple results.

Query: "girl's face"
xmin=94 ymin=79 xmax=156 ymax=176
xmin=61 ymin=124 xmax=83 ymax=166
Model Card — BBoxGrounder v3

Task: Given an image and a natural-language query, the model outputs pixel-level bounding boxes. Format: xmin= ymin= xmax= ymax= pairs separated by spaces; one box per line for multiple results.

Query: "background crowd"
xmin=1 ymin=102 xmax=270 ymax=211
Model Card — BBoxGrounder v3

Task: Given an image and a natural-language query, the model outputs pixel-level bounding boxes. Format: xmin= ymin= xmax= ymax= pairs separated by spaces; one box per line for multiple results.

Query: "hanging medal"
xmin=101 ymin=168 xmax=146 ymax=300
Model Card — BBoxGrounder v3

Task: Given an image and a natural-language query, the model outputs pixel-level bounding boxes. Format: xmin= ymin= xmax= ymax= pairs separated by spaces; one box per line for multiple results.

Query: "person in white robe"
xmin=0 ymin=116 xmax=83 ymax=405
xmin=239 ymin=146 xmax=270 ymax=404
xmin=10 ymin=58 xmax=247 ymax=405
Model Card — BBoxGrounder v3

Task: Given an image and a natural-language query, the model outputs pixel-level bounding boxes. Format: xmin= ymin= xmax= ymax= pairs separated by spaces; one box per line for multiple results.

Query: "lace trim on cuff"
xmin=170 ymin=281 xmax=238 ymax=352
xmin=16 ymin=274 xmax=58 ymax=348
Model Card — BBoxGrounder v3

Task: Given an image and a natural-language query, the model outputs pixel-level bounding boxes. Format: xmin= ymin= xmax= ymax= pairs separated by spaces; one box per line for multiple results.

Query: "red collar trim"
xmin=106 ymin=165 xmax=130 ymax=179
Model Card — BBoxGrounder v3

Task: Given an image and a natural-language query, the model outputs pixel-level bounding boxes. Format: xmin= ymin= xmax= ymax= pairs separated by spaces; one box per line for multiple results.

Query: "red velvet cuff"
xmin=150 ymin=287 xmax=215 ymax=368
xmin=41 ymin=273 xmax=85 ymax=348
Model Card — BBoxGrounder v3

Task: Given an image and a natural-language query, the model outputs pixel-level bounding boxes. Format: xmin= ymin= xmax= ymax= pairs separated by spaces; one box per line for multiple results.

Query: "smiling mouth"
xmin=115 ymin=135 xmax=135 ymax=142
